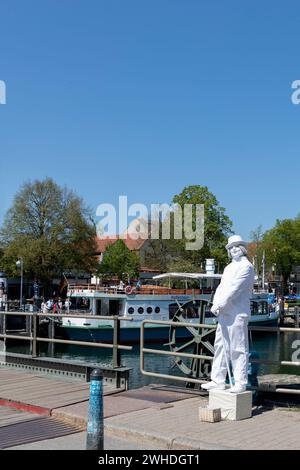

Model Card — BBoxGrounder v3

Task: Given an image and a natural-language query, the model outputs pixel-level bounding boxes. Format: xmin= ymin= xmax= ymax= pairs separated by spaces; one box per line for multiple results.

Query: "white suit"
xmin=210 ymin=256 xmax=255 ymax=387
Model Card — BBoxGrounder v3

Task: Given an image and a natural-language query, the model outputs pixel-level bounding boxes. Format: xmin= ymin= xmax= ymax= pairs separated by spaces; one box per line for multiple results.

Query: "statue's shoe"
xmin=228 ymin=385 xmax=246 ymax=393
xmin=201 ymin=381 xmax=225 ymax=391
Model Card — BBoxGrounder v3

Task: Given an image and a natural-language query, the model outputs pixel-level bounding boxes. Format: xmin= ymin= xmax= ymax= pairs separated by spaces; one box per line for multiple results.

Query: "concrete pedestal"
xmin=209 ymin=389 xmax=252 ymax=421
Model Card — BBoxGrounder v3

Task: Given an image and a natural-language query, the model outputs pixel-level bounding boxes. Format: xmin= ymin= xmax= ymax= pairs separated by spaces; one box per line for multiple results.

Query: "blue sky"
xmin=0 ymin=0 xmax=300 ymax=240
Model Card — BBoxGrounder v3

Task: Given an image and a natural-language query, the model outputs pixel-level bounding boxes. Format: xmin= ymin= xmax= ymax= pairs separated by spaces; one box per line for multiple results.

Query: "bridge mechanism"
xmin=167 ymin=298 xmax=216 ymax=386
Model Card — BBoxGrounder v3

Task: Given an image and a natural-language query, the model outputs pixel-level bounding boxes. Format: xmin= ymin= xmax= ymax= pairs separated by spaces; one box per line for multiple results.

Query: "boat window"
xmin=138 ymin=307 xmax=144 ymax=314
xmin=169 ymin=303 xmax=177 ymax=319
xmin=251 ymin=301 xmax=268 ymax=315
xmin=169 ymin=302 xmax=199 ymax=319
xmin=155 ymin=307 xmax=160 ymax=314
xmin=96 ymin=299 xmax=101 ymax=315
xmin=262 ymin=302 xmax=268 ymax=314
xmin=109 ymin=299 xmax=122 ymax=316
xmin=146 ymin=307 xmax=153 ymax=314
xmin=251 ymin=302 xmax=258 ymax=315
xmin=128 ymin=307 xmax=134 ymax=314
xmin=73 ymin=297 xmax=90 ymax=312
xmin=184 ymin=304 xmax=199 ymax=319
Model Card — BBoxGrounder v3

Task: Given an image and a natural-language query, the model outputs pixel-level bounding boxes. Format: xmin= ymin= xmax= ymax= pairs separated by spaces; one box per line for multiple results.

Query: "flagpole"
xmin=262 ymin=251 xmax=265 ymax=290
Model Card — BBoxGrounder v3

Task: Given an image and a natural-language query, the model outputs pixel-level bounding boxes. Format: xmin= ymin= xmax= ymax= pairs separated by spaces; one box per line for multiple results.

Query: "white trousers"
xmin=210 ymin=314 xmax=249 ymax=387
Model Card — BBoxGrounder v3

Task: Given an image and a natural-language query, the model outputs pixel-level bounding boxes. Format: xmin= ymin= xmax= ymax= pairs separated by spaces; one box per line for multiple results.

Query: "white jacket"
xmin=212 ymin=257 xmax=255 ymax=317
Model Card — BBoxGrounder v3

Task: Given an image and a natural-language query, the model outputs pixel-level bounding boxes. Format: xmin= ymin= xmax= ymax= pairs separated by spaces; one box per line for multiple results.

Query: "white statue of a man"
xmin=202 ymin=235 xmax=255 ymax=393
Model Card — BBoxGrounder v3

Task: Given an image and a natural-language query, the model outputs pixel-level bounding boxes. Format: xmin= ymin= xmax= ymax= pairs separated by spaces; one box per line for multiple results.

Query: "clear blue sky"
xmin=1 ymin=0 xmax=300 ymax=240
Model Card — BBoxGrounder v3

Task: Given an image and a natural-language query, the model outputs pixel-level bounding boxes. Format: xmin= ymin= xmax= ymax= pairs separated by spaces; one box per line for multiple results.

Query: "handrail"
xmin=0 ymin=311 xmax=133 ymax=367
xmin=0 ymin=311 xmax=133 ymax=321
xmin=140 ymin=318 xmax=300 ymax=390
xmin=140 ymin=319 xmax=216 ymax=386
xmin=0 ymin=333 xmax=131 ymax=351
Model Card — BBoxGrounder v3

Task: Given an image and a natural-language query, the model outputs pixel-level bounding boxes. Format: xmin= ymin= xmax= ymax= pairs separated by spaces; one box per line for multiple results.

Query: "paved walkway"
xmin=50 ymin=391 xmax=300 ymax=450
xmin=0 ymin=367 xmax=300 ymax=450
xmin=104 ymin=397 xmax=300 ymax=450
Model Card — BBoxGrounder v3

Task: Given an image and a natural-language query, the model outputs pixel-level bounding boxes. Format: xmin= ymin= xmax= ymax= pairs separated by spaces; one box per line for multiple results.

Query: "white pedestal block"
xmin=209 ymin=389 xmax=252 ymax=421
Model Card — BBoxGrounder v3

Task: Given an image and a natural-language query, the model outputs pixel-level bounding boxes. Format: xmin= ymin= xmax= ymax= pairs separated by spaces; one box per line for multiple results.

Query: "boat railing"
xmin=0 ymin=310 xmax=133 ymax=369
xmin=68 ymin=285 xmax=125 ymax=295
xmin=68 ymin=284 xmax=211 ymax=296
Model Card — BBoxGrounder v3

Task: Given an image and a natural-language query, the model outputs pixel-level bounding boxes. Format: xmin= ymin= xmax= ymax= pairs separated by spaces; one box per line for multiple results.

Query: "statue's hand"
xmin=211 ymin=304 xmax=220 ymax=316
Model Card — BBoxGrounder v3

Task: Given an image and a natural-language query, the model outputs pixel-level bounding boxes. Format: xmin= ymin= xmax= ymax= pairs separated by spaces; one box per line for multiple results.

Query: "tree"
xmin=172 ymin=186 xmax=233 ymax=260
xmin=98 ymin=239 xmax=140 ymax=280
xmin=262 ymin=217 xmax=300 ymax=291
xmin=0 ymin=178 xmax=98 ymax=292
xmin=249 ymin=225 xmax=265 ymax=277
xmin=143 ymin=185 xmax=233 ymax=273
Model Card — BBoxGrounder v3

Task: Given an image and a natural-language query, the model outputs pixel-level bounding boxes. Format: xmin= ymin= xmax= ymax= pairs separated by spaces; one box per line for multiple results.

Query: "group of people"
xmin=41 ymin=298 xmax=71 ymax=314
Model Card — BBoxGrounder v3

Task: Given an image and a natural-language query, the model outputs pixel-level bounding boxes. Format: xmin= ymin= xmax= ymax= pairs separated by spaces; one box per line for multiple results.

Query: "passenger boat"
xmin=60 ymin=271 xmax=279 ymax=344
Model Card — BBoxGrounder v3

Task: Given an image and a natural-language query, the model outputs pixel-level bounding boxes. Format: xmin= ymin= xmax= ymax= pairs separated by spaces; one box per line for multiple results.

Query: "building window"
xmin=138 ymin=307 xmax=144 ymax=314
xmin=128 ymin=307 xmax=134 ymax=314
xmin=147 ymin=307 xmax=153 ymax=314
xmin=155 ymin=307 xmax=160 ymax=314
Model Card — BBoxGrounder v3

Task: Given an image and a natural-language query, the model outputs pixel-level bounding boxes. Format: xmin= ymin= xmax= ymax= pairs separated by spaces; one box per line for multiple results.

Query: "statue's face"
xmin=229 ymin=245 xmax=244 ymax=260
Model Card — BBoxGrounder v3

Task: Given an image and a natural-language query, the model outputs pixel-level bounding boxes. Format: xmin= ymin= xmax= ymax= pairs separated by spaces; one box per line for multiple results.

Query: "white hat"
xmin=225 ymin=235 xmax=248 ymax=250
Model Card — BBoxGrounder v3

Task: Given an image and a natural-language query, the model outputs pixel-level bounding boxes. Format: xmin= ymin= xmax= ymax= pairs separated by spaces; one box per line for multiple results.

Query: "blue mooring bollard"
xmin=86 ymin=368 xmax=104 ymax=450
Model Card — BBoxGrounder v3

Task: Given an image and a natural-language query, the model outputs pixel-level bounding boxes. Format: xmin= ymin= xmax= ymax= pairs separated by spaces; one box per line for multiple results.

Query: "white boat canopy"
xmin=153 ymin=272 xmax=222 ymax=281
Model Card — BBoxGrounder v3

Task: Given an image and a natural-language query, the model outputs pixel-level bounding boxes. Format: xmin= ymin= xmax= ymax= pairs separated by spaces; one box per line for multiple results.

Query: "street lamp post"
xmin=16 ymin=258 xmax=24 ymax=310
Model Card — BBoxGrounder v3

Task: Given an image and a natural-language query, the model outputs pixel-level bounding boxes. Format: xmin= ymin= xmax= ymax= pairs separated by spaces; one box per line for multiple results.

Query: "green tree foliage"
xmin=146 ymin=185 xmax=233 ymax=271
xmin=262 ymin=217 xmax=300 ymax=289
xmin=98 ymin=239 xmax=140 ymax=280
xmin=0 ymin=178 xmax=98 ymax=289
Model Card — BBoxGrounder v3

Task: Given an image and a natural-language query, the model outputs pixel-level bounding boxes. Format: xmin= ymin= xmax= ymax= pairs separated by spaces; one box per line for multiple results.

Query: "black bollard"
xmin=86 ymin=368 xmax=104 ymax=450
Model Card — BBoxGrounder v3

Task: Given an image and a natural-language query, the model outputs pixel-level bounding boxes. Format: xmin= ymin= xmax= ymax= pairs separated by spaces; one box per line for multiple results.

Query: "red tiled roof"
xmin=95 ymin=236 xmax=147 ymax=253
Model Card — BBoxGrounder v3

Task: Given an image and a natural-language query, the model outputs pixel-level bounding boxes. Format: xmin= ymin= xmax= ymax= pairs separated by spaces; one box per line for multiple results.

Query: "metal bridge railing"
xmin=140 ymin=319 xmax=300 ymax=393
xmin=140 ymin=319 xmax=216 ymax=386
xmin=0 ymin=311 xmax=133 ymax=368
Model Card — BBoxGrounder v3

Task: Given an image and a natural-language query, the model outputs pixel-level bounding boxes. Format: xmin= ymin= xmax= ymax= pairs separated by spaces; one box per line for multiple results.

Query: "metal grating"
xmin=0 ymin=417 xmax=81 ymax=449
xmin=117 ymin=385 xmax=199 ymax=403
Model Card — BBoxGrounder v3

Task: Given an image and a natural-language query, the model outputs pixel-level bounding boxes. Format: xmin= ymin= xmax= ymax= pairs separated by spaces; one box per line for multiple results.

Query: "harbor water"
xmin=5 ymin=330 xmax=300 ymax=389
